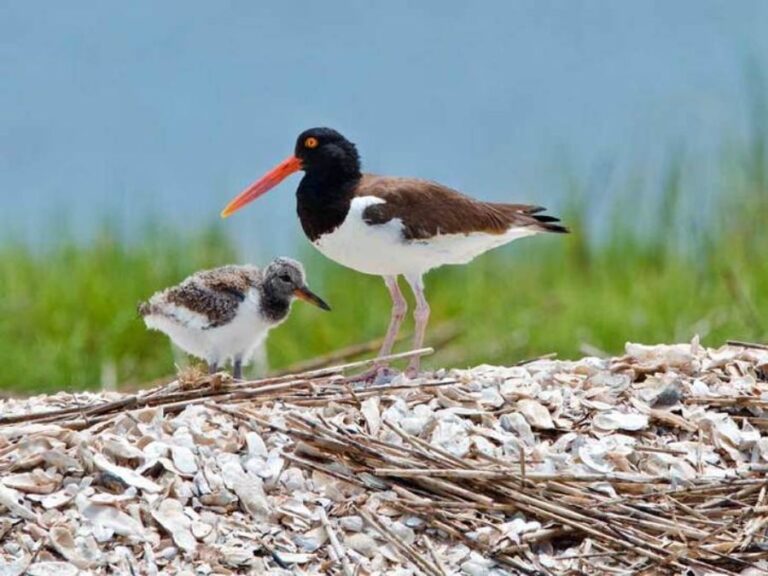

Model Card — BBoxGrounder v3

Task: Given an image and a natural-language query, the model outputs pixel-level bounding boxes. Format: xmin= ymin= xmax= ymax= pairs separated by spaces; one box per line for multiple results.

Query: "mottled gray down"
xmin=138 ymin=265 xmax=262 ymax=328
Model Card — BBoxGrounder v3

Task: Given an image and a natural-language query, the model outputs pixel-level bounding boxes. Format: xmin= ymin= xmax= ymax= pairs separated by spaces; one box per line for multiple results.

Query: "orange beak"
xmin=221 ymin=155 xmax=302 ymax=218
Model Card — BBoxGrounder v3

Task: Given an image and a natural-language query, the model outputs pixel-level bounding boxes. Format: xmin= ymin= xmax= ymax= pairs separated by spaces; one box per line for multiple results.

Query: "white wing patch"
xmin=153 ymin=302 xmax=212 ymax=330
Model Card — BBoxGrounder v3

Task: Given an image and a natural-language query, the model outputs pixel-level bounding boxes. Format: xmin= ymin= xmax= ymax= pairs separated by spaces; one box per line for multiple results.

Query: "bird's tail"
xmin=528 ymin=209 xmax=569 ymax=234
xmin=493 ymin=204 xmax=570 ymax=234
xmin=137 ymin=301 xmax=152 ymax=317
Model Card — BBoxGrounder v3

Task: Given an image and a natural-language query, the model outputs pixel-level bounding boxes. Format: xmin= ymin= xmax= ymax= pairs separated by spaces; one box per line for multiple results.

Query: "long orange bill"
xmin=293 ymin=286 xmax=331 ymax=311
xmin=220 ymin=155 xmax=302 ymax=218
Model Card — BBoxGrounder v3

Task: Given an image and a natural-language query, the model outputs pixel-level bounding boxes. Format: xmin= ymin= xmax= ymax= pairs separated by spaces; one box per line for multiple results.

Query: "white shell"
xmin=2 ymin=471 xmax=60 ymax=494
xmin=48 ymin=526 xmax=103 ymax=569
xmin=0 ymin=484 xmax=37 ymax=520
xmin=339 ymin=515 xmax=364 ymax=532
xmin=150 ymin=499 xmax=197 ymax=556
xmin=344 ymin=533 xmax=378 ymax=558
xmin=76 ymin=493 xmax=145 ymax=540
xmin=516 ymin=399 xmax=555 ymax=430
xmin=219 ymin=458 xmax=271 ymax=520
xmin=24 ymin=562 xmax=80 ymax=576
xmin=499 ymin=413 xmax=536 ymax=446
xmin=170 ymin=446 xmax=198 ymax=475
xmin=0 ymin=551 xmax=32 ymax=576
xmin=592 ymin=411 xmax=648 ymax=432
xmin=361 ymin=397 xmax=381 ymax=436
xmin=92 ymin=453 xmax=161 ymax=493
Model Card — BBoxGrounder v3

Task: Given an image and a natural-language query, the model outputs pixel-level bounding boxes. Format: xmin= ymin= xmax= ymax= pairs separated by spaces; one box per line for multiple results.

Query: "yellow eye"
xmin=304 ymin=137 xmax=319 ymax=149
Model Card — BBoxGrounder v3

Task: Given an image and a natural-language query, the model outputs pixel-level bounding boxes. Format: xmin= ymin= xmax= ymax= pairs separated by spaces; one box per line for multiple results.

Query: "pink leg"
xmin=378 ymin=276 xmax=407 ymax=358
xmin=404 ymin=274 xmax=430 ymax=376
xmin=349 ymin=276 xmax=407 ymax=383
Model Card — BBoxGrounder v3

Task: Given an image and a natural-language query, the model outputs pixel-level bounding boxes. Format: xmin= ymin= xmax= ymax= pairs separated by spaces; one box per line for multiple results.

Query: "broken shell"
xmin=39 ymin=486 xmax=77 ymax=510
xmin=92 ymin=453 xmax=161 ymax=493
xmin=344 ymin=533 xmax=378 ymax=558
xmin=430 ymin=418 xmax=471 ymax=457
xmin=170 ymin=445 xmax=198 ymax=475
xmin=2 ymin=470 xmax=60 ymax=494
xmin=150 ymin=499 xmax=197 ymax=556
xmin=293 ymin=527 xmax=327 ymax=553
xmin=361 ymin=397 xmax=381 ymax=436
xmin=499 ymin=413 xmax=536 ymax=446
xmin=190 ymin=521 xmax=212 ymax=540
xmin=76 ymin=493 xmax=145 ymax=540
xmin=0 ymin=551 xmax=32 ymax=576
xmin=48 ymin=526 xmax=103 ymax=569
xmin=577 ymin=444 xmax=613 ymax=474
xmin=339 ymin=515 xmax=364 ymax=532
xmin=218 ymin=543 xmax=255 ymax=567
xmin=516 ymin=399 xmax=554 ymax=430
xmin=461 ymin=554 xmax=495 ymax=576
xmin=24 ymin=562 xmax=80 ymax=576
xmin=592 ymin=411 xmax=648 ymax=432
xmin=0 ymin=484 xmax=37 ymax=520
xmin=245 ymin=432 xmax=268 ymax=459
xmin=219 ymin=458 xmax=271 ymax=520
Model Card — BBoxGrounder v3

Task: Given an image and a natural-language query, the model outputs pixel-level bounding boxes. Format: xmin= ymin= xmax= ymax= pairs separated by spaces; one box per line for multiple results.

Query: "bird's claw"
xmin=405 ymin=362 xmax=421 ymax=379
xmin=347 ymin=363 xmax=394 ymax=385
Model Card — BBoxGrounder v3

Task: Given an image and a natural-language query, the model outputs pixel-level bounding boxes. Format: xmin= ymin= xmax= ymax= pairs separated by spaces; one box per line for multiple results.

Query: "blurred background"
xmin=2 ymin=1 xmax=767 ymax=393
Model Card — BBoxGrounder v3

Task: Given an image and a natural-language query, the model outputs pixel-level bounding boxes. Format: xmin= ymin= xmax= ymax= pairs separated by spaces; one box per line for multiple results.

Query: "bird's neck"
xmin=258 ymin=288 xmax=291 ymax=323
xmin=296 ymin=171 xmax=361 ymax=241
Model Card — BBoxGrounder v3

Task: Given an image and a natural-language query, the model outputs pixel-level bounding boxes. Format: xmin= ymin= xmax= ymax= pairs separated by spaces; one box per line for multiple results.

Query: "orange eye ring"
xmin=304 ymin=137 xmax=319 ymax=149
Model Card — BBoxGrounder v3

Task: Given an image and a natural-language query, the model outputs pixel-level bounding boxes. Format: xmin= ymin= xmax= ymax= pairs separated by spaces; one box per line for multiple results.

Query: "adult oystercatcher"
xmin=221 ymin=128 xmax=567 ymax=376
xmin=139 ymin=258 xmax=330 ymax=378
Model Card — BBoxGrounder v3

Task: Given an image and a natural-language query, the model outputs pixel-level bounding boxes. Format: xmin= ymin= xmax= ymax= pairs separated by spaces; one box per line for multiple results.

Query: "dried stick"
xmin=422 ymin=535 xmax=448 ymax=576
xmin=318 ymin=506 xmax=354 ymax=576
xmin=357 ymin=507 xmax=442 ymax=576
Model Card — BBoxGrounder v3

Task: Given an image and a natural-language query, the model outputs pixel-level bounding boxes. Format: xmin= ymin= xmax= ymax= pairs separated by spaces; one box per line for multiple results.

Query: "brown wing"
xmin=165 ymin=283 xmax=242 ymax=328
xmin=356 ymin=175 xmax=567 ymax=240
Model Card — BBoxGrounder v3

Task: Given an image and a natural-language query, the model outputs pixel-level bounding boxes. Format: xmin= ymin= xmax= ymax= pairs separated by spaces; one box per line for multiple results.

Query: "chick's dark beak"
xmin=293 ymin=286 xmax=331 ymax=311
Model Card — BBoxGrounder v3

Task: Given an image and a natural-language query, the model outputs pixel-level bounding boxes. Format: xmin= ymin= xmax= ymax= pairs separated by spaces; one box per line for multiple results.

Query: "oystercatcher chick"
xmin=221 ymin=128 xmax=568 ymax=376
xmin=138 ymin=258 xmax=330 ymax=379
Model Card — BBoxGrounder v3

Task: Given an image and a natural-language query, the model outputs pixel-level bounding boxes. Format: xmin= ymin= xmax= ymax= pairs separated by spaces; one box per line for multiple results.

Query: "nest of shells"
xmin=1 ymin=340 xmax=768 ymax=575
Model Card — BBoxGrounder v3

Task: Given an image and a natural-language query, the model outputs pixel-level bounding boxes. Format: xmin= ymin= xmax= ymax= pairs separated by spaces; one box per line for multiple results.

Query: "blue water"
xmin=2 ymin=1 xmax=767 ymax=258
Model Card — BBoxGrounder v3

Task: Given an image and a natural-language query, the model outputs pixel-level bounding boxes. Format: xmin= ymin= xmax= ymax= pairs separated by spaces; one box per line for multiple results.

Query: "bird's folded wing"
xmin=157 ymin=282 xmax=244 ymax=329
xmin=357 ymin=175 xmax=565 ymax=240
xmin=194 ymin=266 xmax=257 ymax=296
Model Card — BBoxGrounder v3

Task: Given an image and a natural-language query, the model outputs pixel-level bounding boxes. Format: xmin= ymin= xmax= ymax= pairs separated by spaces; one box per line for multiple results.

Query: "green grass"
xmin=0 ymin=227 xmax=238 ymax=392
xmin=1 ymin=123 xmax=767 ymax=394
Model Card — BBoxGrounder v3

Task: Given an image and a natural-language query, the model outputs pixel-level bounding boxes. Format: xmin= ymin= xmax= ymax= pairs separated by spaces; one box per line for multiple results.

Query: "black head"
xmin=294 ymin=127 xmax=361 ymax=178
xmin=262 ymin=257 xmax=331 ymax=311
xmin=220 ymin=126 xmax=362 ymax=219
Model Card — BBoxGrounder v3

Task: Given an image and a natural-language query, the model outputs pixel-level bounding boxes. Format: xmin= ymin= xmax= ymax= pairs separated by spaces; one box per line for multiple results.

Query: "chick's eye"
xmin=304 ymin=137 xmax=318 ymax=149
xmin=279 ymin=274 xmax=292 ymax=282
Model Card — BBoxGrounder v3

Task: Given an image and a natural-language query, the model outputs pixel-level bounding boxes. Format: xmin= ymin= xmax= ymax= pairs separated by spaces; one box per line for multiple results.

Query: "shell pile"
xmin=2 ymin=339 xmax=768 ymax=575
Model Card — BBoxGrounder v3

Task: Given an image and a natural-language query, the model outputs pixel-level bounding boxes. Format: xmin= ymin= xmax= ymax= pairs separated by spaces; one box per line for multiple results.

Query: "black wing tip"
xmin=532 ymin=212 xmax=570 ymax=234
xmin=541 ymin=223 xmax=570 ymax=234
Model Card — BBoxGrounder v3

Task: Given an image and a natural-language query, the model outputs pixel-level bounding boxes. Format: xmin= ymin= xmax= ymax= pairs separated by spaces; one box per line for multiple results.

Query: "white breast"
xmin=312 ymin=196 xmax=539 ymax=277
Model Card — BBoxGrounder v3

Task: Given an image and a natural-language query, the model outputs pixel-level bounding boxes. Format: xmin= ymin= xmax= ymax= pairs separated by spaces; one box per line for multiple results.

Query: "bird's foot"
xmin=405 ymin=360 xmax=430 ymax=380
xmin=346 ymin=363 xmax=395 ymax=385
xmin=232 ymin=359 xmax=243 ymax=381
